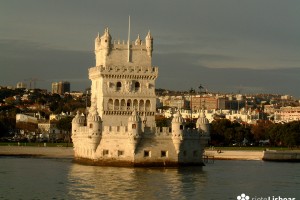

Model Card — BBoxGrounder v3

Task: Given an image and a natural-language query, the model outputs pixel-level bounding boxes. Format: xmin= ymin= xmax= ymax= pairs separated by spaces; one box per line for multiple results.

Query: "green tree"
xmin=267 ymin=123 xmax=282 ymax=146
xmin=0 ymin=114 xmax=17 ymax=138
xmin=224 ymin=127 xmax=235 ymax=144
xmin=210 ymin=119 xmax=252 ymax=146
xmin=155 ymin=116 xmax=170 ymax=127
xmin=210 ymin=119 xmax=231 ymax=145
xmin=267 ymin=121 xmax=300 ymax=147
xmin=251 ymin=120 xmax=272 ymax=142
xmin=281 ymin=121 xmax=300 ymax=147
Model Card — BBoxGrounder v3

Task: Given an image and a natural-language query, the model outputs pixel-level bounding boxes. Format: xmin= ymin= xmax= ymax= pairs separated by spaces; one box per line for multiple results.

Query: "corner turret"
xmin=86 ymin=98 xmax=102 ymax=151
xmin=171 ymin=111 xmax=185 ymax=153
xmin=100 ymin=28 xmax=111 ymax=55
xmin=196 ymin=110 xmax=210 ymax=136
xmin=72 ymin=111 xmax=85 ymax=133
xmin=94 ymin=27 xmax=112 ymax=66
xmin=145 ymin=31 xmax=153 ymax=57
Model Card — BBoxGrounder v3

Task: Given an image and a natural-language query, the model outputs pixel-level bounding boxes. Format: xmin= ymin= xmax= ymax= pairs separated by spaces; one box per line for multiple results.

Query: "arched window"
xmin=116 ymin=82 xmax=122 ymax=91
xmin=145 ymin=100 xmax=151 ymax=111
xmin=108 ymin=99 xmax=113 ymax=110
xmin=114 ymin=99 xmax=120 ymax=110
xmin=139 ymin=100 xmax=144 ymax=111
xmin=127 ymin=99 xmax=132 ymax=110
xmin=133 ymin=99 xmax=138 ymax=110
xmin=135 ymin=82 xmax=140 ymax=92
xmin=121 ymin=99 xmax=126 ymax=110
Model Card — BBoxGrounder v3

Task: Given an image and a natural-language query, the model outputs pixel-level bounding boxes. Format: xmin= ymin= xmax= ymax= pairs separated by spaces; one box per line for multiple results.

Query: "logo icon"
xmin=237 ymin=193 xmax=250 ymax=200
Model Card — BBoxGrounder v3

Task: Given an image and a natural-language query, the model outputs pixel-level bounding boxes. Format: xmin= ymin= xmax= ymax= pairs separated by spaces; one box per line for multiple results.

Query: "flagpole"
xmin=128 ymin=15 xmax=131 ymax=62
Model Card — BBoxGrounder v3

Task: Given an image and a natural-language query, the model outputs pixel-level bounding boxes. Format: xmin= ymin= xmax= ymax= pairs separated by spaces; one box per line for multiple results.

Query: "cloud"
xmin=1 ymin=0 xmax=300 ymax=97
xmin=0 ymin=39 xmax=92 ymax=91
xmin=154 ymin=52 xmax=300 ymax=97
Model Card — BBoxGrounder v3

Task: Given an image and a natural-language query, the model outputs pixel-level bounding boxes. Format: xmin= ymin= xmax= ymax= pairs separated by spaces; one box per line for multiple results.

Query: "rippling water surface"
xmin=0 ymin=157 xmax=299 ymax=199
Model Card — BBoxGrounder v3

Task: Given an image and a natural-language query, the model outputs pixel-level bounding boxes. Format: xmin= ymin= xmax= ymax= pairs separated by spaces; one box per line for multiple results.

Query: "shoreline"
xmin=0 ymin=146 xmax=74 ymax=159
xmin=2 ymin=146 xmax=299 ymax=162
xmin=0 ymin=146 xmax=264 ymax=161
xmin=204 ymin=150 xmax=264 ymax=160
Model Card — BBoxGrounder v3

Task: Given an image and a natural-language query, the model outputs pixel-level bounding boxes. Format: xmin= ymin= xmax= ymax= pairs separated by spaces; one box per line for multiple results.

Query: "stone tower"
xmin=72 ymin=24 xmax=210 ymax=167
xmin=89 ymin=27 xmax=158 ymax=127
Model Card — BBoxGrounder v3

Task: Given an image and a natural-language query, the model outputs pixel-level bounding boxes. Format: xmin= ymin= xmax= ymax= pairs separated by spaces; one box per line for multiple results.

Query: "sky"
xmin=1 ymin=0 xmax=300 ymax=97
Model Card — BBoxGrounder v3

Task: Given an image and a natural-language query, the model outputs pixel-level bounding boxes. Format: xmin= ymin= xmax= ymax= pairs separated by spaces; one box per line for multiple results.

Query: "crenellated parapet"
xmin=94 ymin=28 xmax=154 ymax=67
xmin=95 ymin=29 xmax=153 ymax=56
xmin=73 ymin=126 xmax=88 ymax=135
xmin=103 ymin=125 xmax=128 ymax=134
xmin=111 ymin=39 xmax=150 ymax=52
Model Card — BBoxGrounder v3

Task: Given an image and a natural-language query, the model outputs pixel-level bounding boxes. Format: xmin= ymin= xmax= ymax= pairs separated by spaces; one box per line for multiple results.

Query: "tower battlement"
xmin=74 ymin=120 xmax=207 ymax=141
xmin=111 ymin=40 xmax=146 ymax=49
xmin=95 ymin=28 xmax=153 ymax=67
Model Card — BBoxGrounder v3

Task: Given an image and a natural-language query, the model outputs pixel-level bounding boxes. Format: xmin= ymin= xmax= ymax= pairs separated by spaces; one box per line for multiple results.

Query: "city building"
xmin=72 ymin=26 xmax=210 ymax=167
xmin=158 ymin=95 xmax=187 ymax=109
xmin=191 ymin=95 xmax=221 ymax=110
xmin=275 ymin=106 xmax=300 ymax=123
xmin=52 ymin=81 xmax=70 ymax=94
xmin=16 ymin=113 xmax=43 ymax=124
xmin=16 ymin=82 xmax=27 ymax=89
xmin=51 ymin=82 xmax=59 ymax=94
xmin=38 ymin=122 xmax=64 ymax=142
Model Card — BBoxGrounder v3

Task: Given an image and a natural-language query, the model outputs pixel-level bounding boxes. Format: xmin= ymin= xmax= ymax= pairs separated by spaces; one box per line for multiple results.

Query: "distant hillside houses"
xmin=274 ymin=106 xmax=300 ymax=123
xmin=156 ymin=93 xmax=300 ymax=124
xmin=15 ymin=112 xmax=73 ymax=142
xmin=16 ymin=113 xmax=41 ymax=124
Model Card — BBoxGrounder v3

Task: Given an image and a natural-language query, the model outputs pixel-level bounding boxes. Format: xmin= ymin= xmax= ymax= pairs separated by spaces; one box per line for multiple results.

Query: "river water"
xmin=0 ymin=157 xmax=299 ymax=200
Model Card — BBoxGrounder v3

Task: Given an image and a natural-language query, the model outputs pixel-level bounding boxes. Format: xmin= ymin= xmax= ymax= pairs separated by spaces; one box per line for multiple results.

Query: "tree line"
xmin=210 ymin=119 xmax=300 ymax=148
xmin=154 ymin=116 xmax=300 ymax=148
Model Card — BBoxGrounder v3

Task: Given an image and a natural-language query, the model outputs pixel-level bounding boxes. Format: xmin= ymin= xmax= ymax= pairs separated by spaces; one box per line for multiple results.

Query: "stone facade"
xmin=72 ymin=27 xmax=210 ymax=167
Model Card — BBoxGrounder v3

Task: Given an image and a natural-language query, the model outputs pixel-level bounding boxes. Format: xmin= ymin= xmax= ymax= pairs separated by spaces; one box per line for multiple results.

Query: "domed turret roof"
xmin=172 ymin=111 xmax=184 ymax=123
xmin=196 ymin=110 xmax=209 ymax=125
xmin=87 ymin=98 xmax=101 ymax=122
xmin=88 ymin=108 xmax=101 ymax=122
xmin=135 ymin=34 xmax=142 ymax=45
xmin=128 ymin=110 xmax=141 ymax=122
xmin=72 ymin=111 xmax=85 ymax=124
xmin=101 ymin=28 xmax=111 ymax=39
xmin=146 ymin=30 xmax=152 ymax=40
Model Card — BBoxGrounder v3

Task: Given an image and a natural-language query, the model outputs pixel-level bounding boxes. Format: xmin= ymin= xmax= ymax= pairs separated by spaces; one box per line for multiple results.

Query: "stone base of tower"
xmin=73 ymin=157 xmax=135 ymax=167
xmin=73 ymin=157 xmax=205 ymax=167
xmin=72 ymin=127 xmax=209 ymax=168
